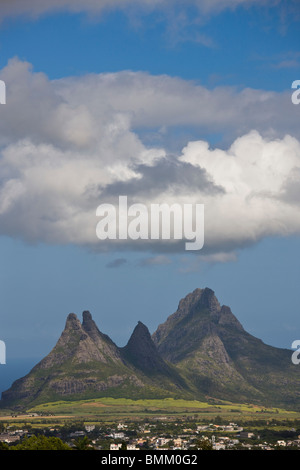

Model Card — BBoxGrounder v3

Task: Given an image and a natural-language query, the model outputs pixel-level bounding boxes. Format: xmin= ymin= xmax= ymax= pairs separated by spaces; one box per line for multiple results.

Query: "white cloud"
xmin=1 ymin=58 xmax=299 ymax=146
xmin=0 ymin=58 xmax=300 ymax=259
xmin=179 ymin=131 xmax=300 ymax=252
xmin=55 ymin=72 xmax=300 ymax=142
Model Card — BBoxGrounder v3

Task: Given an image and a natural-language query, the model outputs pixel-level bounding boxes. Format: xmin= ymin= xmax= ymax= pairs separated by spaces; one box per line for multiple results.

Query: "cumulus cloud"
xmin=1 ymin=58 xmax=299 ymax=146
xmin=55 ymin=71 xmax=300 ymax=141
xmin=0 ymin=58 xmax=300 ymax=259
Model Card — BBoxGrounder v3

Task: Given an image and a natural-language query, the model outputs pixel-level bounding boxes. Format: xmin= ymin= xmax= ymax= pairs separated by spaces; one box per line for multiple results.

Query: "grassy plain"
xmin=0 ymin=397 xmax=299 ymax=426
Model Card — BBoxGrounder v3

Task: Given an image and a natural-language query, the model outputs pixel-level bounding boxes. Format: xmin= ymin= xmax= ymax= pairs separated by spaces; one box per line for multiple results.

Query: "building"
xmin=85 ymin=425 xmax=95 ymax=432
xmin=110 ymin=443 xmax=122 ymax=450
xmin=0 ymin=433 xmax=20 ymax=443
xmin=113 ymin=432 xmax=125 ymax=439
xmin=156 ymin=438 xmax=170 ymax=447
xmin=240 ymin=432 xmax=254 ymax=439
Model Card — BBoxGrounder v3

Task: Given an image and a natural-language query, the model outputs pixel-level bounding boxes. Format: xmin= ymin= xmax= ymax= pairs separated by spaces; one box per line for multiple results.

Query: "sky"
xmin=0 ymin=0 xmax=300 ymax=392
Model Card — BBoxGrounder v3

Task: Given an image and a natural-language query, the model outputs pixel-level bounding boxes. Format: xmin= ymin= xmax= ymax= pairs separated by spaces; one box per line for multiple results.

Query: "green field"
xmin=0 ymin=397 xmax=299 ymax=436
xmin=22 ymin=397 xmax=300 ymax=420
xmin=0 ymin=397 xmax=299 ymax=429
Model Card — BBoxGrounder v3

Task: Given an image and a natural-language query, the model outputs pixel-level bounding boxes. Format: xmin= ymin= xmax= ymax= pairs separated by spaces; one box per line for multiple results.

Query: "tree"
xmin=0 ymin=423 xmax=6 ymax=433
xmin=74 ymin=436 xmax=93 ymax=450
xmin=11 ymin=435 xmax=71 ymax=450
xmin=120 ymin=441 xmax=127 ymax=450
xmin=196 ymin=439 xmax=213 ymax=450
xmin=0 ymin=441 xmax=9 ymax=451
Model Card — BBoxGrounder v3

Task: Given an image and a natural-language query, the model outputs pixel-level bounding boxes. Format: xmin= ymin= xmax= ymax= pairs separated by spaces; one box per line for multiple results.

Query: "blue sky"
xmin=0 ymin=0 xmax=300 ymax=392
xmin=0 ymin=5 xmax=299 ymax=89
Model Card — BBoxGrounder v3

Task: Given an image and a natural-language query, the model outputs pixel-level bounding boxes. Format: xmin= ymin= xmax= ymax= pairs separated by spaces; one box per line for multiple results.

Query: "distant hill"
xmin=1 ymin=288 xmax=299 ymax=409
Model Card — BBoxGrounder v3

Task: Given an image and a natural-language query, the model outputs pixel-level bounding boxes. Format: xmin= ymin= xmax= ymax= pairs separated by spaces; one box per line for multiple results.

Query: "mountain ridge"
xmin=1 ymin=287 xmax=299 ymax=410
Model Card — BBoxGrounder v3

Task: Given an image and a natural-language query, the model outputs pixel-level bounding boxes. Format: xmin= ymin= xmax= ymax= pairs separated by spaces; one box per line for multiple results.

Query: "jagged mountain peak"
xmin=65 ymin=312 xmax=82 ymax=328
xmin=81 ymin=310 xmax=100 ymax=336
xmin=121 ymin=321 xmax=176 ymax=378
xmin=152 ymin=288 xmax=245 ymax=363
xmin=129 ymin=321 xmax=150 ymax=339
xmin=122 ymin=321 xmax=162 ymax=364
xmin=176 ymin=287 xmax=220 ymax=319
xmin=81 ymin=310 xmax=121 ymax=362
xmin=1 ymin=287 xmax=299 ymax=410
xmin=82 ymin=310 xmax=92 ymax=322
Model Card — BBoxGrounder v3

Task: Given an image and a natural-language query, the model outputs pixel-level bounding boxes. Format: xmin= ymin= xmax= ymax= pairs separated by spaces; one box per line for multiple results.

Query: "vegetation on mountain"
xmin=1 ymin=288 xmax=299 ymax=410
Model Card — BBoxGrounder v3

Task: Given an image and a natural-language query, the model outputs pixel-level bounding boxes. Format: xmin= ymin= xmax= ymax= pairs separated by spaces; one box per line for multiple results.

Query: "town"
xmin=1 ymin=414 xmax=300 ymax=450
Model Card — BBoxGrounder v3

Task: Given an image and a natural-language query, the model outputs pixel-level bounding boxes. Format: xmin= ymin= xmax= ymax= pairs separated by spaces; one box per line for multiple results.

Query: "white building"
xmin=113 ymin=432 xmax=125 ymax=439
xmin=110 ymin=443 xmax=122 ymax=450
xmin=85 ymin=425 xmax=95 ymax=432
xmin=277 ymin=440 xmax=287 ymax=447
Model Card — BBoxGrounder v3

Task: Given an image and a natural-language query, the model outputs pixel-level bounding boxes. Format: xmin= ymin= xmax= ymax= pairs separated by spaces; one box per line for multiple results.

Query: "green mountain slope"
xmin=1 ymin=312 xmax=192 ymax=408
xmin=1 ymin=287 xmax=299 ymax=409
xmin=152 ymin=288 xmax=300 ymax=408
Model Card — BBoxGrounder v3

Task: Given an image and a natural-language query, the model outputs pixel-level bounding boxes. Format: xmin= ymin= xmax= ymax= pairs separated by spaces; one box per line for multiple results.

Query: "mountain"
xmin=120 ymin=321 xmax=189 ymax=390
xmin=1 ymin=287 xmax=299 ymax=409
xmin=0 ymin=312 xmax=191 ymax=408
xmin=152 ymin=288 xmax=300 ymax=407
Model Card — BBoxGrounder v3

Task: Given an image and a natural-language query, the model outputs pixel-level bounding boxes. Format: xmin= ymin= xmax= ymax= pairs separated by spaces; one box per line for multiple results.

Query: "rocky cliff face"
xmin=120 ymin=321 xmax=189 ymax=390
xmin=1 ymin=312 xmax=141 ymax=406
xmin=1 ymin=288 xmax=299 ymax=409
xmin=152 ymin=288 xmax=244 ymax=363
xmin=121 ymin=321 xmax=172 ymax=374
xmin=152 ymin=288 xmax=299 ymax=406
xmin=1 ymin=311 xmax=190 ymax=408
xmin=36 ymin=312 xmax=123 ymax=369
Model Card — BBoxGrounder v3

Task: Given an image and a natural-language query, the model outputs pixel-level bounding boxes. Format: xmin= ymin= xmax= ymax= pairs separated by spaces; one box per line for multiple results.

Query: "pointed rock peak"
xmin=82 ymin=310 xmax=102 ymax=337
xmin=133 ymin=321 xmax=149 ymax=335
xmin=82 ymin=310 xmax=93 ymax=326
xmin=195 ymin=287 xmax=218 ymax=304
xmin=67 ymin=313 xmax=77 ymax=321
xmin=122 ymin=321 xmax=172 ymax=375
xmin=127 ymin=320 xmax=158 ymax=348
xmin=201 ymin=287 xmax=216 ymax=302
xmin=65 ymin=313 xmax=82 ymax=331
xmin=176 ymin=287 xmax=220 ymax=317
xmin=81 ymin=310 xmax=120 ymax=355
xmin=82 ymin=310 xmax=92 ymax=319
xmin=126 ymin=321 xmax=153 ymax=349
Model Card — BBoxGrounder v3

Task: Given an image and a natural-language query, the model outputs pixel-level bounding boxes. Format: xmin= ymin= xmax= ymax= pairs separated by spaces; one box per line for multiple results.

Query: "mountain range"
xmin=1 ymin=288 xmax=299 ymax=410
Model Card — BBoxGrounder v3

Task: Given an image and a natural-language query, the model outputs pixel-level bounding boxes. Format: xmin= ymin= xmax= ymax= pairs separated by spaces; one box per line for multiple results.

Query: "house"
xmin=0 ymin=433 xmax=20 ymax=443
xmin=85 ymin=425 xmax=95 ymax=432
xmin=70 ymin=431 xmax=85 ymax=438
xmin=173 ymin=438 xmax=183 ymax=448
xmin=197 ymin=426 xmax=209 ymax=431
xmin=113 ymin=432 xmax=125 ymax=439
xmin=136 ymin=438 xmax=147 ymax=446
xmin=110 ymin=443 xmax=122 ymax=450
xmin=240 ymin=431 xmax=254 ymax=439
xmin=156 ymin=438 xmax=170 ymax=447
xmin=117 ymin=423 xmax=128 ymax=430
xmin=213 ymin=442 xmax=226 ymax=450
xmin=277 ymin=440 xmax=287 ymax=447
